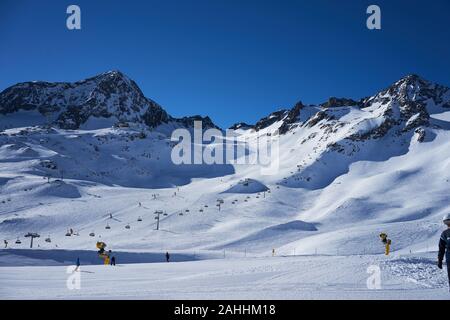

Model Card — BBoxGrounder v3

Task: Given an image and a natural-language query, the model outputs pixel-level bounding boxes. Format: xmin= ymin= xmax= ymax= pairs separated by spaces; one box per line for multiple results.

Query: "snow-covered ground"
xmin=1 ymin=73 xmax=450 ymax=299
xmin=1 ymin=252 xmax=449 ymax=299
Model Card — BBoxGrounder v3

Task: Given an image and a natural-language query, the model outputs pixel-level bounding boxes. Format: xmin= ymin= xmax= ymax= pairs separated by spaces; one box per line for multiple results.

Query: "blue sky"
xmin=1 ymin=0 xmax=449 ymax=128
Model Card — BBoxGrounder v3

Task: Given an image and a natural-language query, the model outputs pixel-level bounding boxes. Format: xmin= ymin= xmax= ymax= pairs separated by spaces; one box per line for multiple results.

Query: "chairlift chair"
xmin=137 ymin=217 xmax=142 ymax=222
xmin=125 ymin=224 xmax=131 ymax=229
xmin=89 ymin=232 xmax=95 ymax=237
xmin=65 ymin=231 xmax=72 ymax=236
xmin=45 ymin=236 xmax=51 ymax=243
xmin=15 ymin=238 xmax=22 ymax=244
xmin=105 ymin=224 xmax=111 ymax=230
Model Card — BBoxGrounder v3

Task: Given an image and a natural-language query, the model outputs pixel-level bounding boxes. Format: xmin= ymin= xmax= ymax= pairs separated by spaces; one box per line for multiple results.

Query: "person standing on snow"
xmin=438 ymin=213 xmax=450 ymax=292
xmin=75 ymin=257 xmax=80 ymax=271
xmin=165 ymin=251 xmax=170 ymax=262
xmin=111 ymin=256 xmax=116 ymax=266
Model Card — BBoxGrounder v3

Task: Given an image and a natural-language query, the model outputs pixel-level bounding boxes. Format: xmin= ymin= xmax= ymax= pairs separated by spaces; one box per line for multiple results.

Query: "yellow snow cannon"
xmin=96 ymin=241 xmax=111 ymax=264
xmin=96 ymin=241 xmax=107 ymax=251
xmin=379 ymin=233 xmax=392 ymax=255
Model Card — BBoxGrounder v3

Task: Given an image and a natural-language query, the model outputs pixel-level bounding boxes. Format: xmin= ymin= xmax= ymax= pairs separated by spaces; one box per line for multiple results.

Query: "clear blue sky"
xmin=1 ymin=0 xmax=449 ymax=128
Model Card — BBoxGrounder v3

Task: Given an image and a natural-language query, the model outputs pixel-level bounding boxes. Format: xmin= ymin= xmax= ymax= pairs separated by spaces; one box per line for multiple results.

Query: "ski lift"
xmin=163 ymin=213 xmax=168 ymax=216
xmin=89 ymin=232 xmax=95 ymax=237
xmin=179 ymin=212 xmax=183 ymax=216
xmin=137 ymin=216 xmax=142 ymax=222
xmin=185 ymin=209 xmax=190 ymax=212
xmin=244 ymin=199 xmax=248 ymax=202
xmin=204 ymin=205 xmax=208 ymax=208
xmin=45 ymin=236 xmax=51 ymax=243
xmin=199 ymin=209 xmax=203 ymax=212
xmin=125 ymin=224 xmax=131 ymax=229
xmin=65 ymin=230 xmax=72 ymax=236
xmin=105 ymin=224 xmax=111 ymax=230
xmin=15 ymin=238 xmax=22 ymax=245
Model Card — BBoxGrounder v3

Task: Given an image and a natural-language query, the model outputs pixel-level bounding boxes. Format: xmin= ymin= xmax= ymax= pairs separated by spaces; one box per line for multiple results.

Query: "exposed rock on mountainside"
xmin=0 ymin=71 xmax=217 ymax=130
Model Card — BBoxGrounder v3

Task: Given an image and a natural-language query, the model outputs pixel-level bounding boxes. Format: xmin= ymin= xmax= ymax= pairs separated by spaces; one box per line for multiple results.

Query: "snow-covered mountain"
xmin=1 ymin=72 xmax=450 ymax=267
xmin=0 ymin=70 xmax=217 ymax=131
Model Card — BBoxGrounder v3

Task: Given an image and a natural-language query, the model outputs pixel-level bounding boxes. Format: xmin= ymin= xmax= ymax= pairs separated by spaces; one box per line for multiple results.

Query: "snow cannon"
xmin=96 ymin=241 xmax=107 ymax=254
xmin=379 ymin=233 xmax=392 ymax=255
xmin=96 ymin=241 xmax=107 ymax=250
xmin=96 ymin=241 xmax=110 ymax=264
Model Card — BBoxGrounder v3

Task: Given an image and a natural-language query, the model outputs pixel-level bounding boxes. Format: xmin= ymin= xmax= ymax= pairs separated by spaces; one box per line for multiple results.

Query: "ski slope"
xmin=1 ymin=252 xmax=449 ymax=299
xmin=1 ymin=73 xmax=450 ymax=299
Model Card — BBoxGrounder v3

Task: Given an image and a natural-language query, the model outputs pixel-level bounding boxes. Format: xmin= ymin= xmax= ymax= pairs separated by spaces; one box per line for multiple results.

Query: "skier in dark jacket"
xmin=165 ymin=251 xmax=170 ymax=262
xmin=75 ymin=257 xmax=80 ymax=271
xmin=111 ymin=256 xmax=116 ymax=266
xmin=438 ymin=213 xmax=450 ymax=292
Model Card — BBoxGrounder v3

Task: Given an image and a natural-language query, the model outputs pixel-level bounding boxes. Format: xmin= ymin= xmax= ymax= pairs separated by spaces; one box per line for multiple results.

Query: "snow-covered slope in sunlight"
xmin=0 ymin=72 xmax=450 ymax=265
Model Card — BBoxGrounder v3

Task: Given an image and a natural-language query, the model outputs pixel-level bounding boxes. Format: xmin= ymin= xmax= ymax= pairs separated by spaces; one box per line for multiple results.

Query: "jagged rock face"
xmin=253 ymin=109 xmax=288 ymax=131
xmin=175 ymin=115 xmax=219 ymax=130
xmin=248 ymin=75 xmax=449 ymax=141
xmin=229 ymin=122 xmax=253 ymax=130
xmin=244 ymin=101 xmax=305 ymax=134
xmin=320 ymin=97 xmax=359 ymax=108
xmin=0 ymin=71 xmax=171 ymax=129
xmin=347 ymin=75 xmax=442 ymax=141
xmin=278 ymin=101 xmax=304 ymax=134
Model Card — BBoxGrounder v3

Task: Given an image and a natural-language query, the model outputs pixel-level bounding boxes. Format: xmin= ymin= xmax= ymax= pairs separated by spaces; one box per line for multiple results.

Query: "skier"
xmin=4 ymin=240 xmax=8 ymax=248
xmin=111 ymin=256 xmax=116 ymax=266
xmin=75 ymin=257 xmax=80 ymax=271
xmin=438 ymin=213 xmax=450 ymax=292
xmin=165 ymin=251 xmax=170 ymax=262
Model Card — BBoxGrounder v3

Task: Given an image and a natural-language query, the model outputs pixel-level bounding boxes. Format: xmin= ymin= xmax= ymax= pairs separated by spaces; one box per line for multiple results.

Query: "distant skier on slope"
xmin=111 ymin=256 xmax=116 ymax=266
xmin=166 ymin=251 xmax=170 ymax=262
xmin=438 ymin=213 xmax=450 ymax=292
xmin=75 ymin=257 xmax=80 ymax=271
xmin=4 ymin=240 xmax=8 ymax=248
